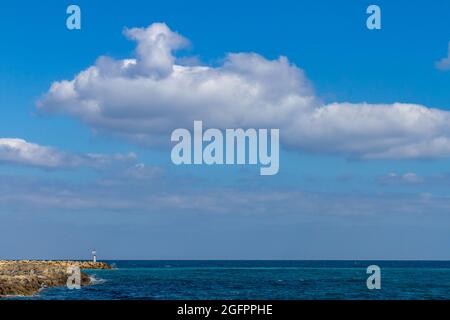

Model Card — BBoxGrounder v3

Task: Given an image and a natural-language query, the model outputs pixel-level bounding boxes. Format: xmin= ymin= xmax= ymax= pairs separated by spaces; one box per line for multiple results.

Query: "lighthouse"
xmin=92 ymin=249 xmax=97 ymax=263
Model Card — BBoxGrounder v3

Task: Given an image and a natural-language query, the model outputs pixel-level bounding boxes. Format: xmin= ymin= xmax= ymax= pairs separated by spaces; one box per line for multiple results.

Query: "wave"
xmin=89 ymin=275 xmax=106 ymax=285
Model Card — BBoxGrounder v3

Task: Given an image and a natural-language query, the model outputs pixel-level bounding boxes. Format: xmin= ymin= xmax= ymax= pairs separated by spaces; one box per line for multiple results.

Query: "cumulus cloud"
xmin=0 ymin=138 xmax=136 ymax=169
xmin=435 ymin=42 xmax=450 ymax=71
xmin=38 ymin=23 xmax=450 ymax=160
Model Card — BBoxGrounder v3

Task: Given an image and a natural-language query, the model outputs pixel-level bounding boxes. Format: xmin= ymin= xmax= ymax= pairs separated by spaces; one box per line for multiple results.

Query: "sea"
xmin=9 ymin=260 xmax=450 ymax=300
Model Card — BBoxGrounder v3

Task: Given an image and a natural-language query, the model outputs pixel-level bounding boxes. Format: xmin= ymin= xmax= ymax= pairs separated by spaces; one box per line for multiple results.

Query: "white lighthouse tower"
xmin=92 ymin=249 xmax=97 ymax=263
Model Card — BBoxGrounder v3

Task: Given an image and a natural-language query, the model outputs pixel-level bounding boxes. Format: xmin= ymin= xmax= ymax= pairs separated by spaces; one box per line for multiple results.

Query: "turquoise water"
xmin=13 ymin=261 xmax=450 ymax=300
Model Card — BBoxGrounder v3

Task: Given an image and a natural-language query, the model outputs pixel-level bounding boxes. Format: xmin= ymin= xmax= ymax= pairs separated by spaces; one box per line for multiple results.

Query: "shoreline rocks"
xmin=0 ymin=260 xmax=112 ymax=297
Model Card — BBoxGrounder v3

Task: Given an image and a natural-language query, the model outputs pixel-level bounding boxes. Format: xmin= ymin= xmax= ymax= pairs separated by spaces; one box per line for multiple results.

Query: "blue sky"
xmin=0 ymin=0 xmax=450 ymax=259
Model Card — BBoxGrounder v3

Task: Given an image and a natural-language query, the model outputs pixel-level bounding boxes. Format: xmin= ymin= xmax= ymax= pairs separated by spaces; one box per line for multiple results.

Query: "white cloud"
xmin=435 ymin=42 xmax=450 ymax=71
xmin=38 ymin=23 xmax=450 ymax=160
xmin=123 ymin=23 xmax=190 ymax=78
xmin=1 ymin=172 xmax=449 ymax=217
xmin=123 ymin=163 xmax=163 ymax=180
xmin=378 ymin=172 xmax=450 ymax=186
xmin=288 ymin=102 xmax=450 ymax=159
xmin=0 ymin=138 xmax=136 ymax=169
xmin=378 ymin=172 xmax=423 ymax=185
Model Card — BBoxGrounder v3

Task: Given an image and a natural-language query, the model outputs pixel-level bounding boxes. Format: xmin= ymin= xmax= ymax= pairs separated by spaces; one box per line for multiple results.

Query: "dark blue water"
xmin=12 ymin=260 xmax=450 ymax=300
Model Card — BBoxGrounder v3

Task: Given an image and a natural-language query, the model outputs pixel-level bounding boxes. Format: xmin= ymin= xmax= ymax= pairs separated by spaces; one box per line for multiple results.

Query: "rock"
xmin=0 ymin=260 xmax=112 ymax=297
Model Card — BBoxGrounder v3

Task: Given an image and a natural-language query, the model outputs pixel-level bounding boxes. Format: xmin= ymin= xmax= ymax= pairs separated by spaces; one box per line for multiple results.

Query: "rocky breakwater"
xmin=0 ymin=260 xmax=112 ymax=297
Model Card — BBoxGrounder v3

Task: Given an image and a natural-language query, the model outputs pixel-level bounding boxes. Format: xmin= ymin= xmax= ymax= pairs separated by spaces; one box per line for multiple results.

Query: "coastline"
xmin=0 ymin=260 xmax=112 ymax=298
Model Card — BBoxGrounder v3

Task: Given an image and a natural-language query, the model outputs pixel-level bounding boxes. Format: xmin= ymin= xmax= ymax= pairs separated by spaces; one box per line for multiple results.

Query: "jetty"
xmin=0 ymin=260 xmax=112 ymax=297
